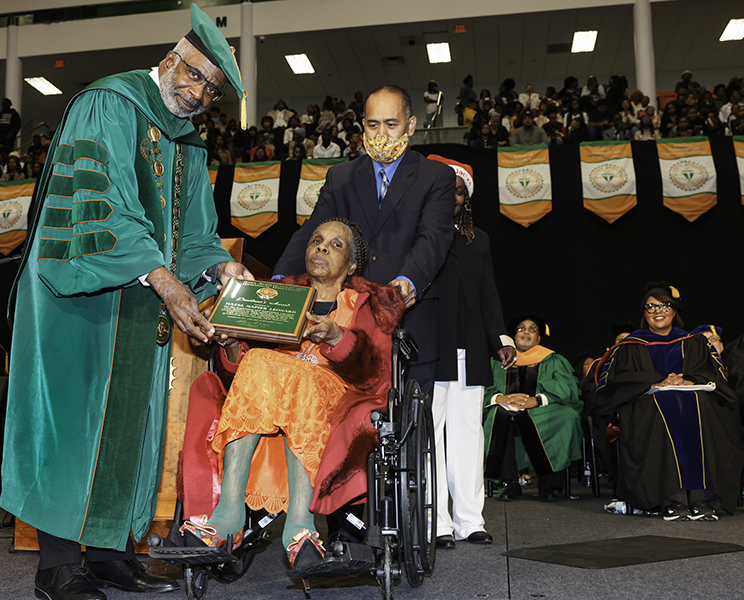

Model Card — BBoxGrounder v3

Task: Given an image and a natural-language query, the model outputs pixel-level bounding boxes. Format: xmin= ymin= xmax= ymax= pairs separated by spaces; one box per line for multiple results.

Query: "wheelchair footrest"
xmin=148 ymin=545 xmax=238 ymax=565
xmin=292 ymin=542 xmax=375 ymax=578
xmin=147 ymin=533 xmax=238 ymax=565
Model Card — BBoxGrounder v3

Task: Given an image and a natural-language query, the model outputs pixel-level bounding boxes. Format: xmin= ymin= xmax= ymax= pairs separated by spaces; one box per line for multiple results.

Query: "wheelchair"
xmin=148 ymin=329 xmax=437 ymax=600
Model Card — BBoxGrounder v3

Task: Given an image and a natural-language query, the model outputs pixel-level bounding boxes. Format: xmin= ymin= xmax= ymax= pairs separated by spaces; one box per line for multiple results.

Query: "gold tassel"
xmin=545 ymin=323 xmax=551 ymax=337
xmin=241 ymin=91 xmax=247 ymax=131
xmin=231 ymin=45 xmax=248 ymax=130
xmin=669 ymin=285 xmax=680 ymax=299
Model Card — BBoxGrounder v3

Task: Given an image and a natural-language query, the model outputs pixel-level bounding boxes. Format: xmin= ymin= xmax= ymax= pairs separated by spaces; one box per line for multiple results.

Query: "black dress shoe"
xmin=500 ymin=481 xmax=522 ymax=501
xmin=466 ymin=531 xmax=493 ymax=544
xmin=435 ymin=534 xmax=455 ymax=549
xmin=35 ymin=564 xmax=107 ymax=600
xmin=539 ymin=491 xmax=559 ymax=502
xmin=86 ymin=559 xmax=179 ymax=593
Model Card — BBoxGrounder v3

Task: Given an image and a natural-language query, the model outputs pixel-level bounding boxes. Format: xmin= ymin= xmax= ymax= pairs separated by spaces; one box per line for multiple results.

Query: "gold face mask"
xmin=363 ymin=132 xmax=409 ymax=164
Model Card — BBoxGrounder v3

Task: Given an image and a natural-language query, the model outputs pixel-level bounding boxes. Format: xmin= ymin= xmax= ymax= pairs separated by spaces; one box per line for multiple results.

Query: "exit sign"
xmin=454 ymin=24 xmax=466 ymax=33
xmin=55 ymin=59 xmax=64 ymax=68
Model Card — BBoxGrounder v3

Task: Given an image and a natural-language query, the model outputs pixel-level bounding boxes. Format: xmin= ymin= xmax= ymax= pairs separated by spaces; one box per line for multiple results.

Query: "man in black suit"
xmin=426 ymin=155 xmax=516 ymax=549
xmin=274 ymin=85 xmax=455 ymax=393
xmin=274 ymin=85 xmax=454 ymax=543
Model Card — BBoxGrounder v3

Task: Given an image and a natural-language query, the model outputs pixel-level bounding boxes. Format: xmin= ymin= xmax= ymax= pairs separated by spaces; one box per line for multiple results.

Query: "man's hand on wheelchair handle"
xmin=498 ymin=346 xmax=517 ymax=369
xmin=388 ymin=279 xmax=416 ymax=308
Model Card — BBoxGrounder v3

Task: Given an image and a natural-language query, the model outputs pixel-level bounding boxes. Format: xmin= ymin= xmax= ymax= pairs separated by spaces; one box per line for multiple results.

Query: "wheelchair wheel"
xmin=211 ymin=542 xmax=256 ymax=584
xmin=378 ymin=538 xmax=394 ymax=600
xmin=397 ymin=379 xmax=437 ymax=587
xmin=184 ymin=565 xmax=209 ymax=600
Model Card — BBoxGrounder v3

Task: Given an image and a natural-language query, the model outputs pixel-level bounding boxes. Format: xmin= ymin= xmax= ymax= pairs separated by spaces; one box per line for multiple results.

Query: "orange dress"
xmin=211 ymin=290 xmax=357 ymax=513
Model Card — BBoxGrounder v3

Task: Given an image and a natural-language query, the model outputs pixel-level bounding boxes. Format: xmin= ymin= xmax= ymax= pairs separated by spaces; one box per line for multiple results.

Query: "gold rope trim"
xmin=230 ymin=46 xmax=248 ymax=130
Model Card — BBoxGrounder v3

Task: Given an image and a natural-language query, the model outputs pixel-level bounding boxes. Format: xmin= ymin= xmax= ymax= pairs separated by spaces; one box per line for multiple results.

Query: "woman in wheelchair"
xmin=181 ymin=217 xmax=405 ymax=571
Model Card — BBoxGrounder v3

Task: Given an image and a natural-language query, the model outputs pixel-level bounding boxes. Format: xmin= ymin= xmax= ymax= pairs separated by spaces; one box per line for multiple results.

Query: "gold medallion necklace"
xmin=148 ymin=124 xmax=183 ymax=347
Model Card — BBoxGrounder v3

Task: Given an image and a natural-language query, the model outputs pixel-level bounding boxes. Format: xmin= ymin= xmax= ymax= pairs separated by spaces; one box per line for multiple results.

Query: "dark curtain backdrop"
xmin=235 ymin=139 xmax=744 ymax=365
xmin=3 ymin=139 xmax=742 ymax=367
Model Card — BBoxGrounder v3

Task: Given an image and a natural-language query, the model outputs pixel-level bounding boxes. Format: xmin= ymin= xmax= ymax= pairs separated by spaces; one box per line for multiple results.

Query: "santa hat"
xmin=427 ymin=154 xmax=474 ymax=198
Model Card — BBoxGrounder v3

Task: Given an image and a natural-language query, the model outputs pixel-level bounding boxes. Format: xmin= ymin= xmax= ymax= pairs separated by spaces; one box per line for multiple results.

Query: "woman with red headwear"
xmin=426 ymin=154 xmax=516 ymax=549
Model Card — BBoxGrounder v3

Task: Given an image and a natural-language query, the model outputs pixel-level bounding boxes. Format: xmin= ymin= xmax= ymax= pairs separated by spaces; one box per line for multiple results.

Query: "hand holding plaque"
xmin=207 ymin=279 xmax=317 ymax=344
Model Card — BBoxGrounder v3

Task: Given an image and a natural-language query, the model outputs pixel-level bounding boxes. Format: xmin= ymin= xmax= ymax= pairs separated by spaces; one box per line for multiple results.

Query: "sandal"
xmin=287 ymin=529 xmax=325 ymax=571
xmin=180 ymin=515 xmax=244 ymax=552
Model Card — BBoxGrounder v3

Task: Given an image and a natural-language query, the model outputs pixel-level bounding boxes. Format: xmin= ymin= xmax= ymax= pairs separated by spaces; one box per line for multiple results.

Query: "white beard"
xmin=159 ymin=65 xmax=204 ymax=119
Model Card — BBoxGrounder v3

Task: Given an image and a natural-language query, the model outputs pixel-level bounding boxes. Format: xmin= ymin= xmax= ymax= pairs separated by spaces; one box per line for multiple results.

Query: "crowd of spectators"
xmin=0 ymin=133 xmax=50 ymax=181
xmin=190 ymin=93 xmax=368 ymax=165
xmin=188 ymin=68 xmax=744 ymax=165
xmin=457 ymin=70 xmax=744 ymax=148
xmin=6 ymin=69 xmax=743 ymax=175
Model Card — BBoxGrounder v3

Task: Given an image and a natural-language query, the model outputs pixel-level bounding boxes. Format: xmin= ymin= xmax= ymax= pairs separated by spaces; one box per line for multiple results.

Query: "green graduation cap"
xmin=186 ymin=3 xmax=247 ymax=128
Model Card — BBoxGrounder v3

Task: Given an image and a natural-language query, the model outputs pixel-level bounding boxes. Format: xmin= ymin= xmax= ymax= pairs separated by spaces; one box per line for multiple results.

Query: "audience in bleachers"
xmin=1 ymin=154 xmax=25 ymax=181
xmin=166 ymin=66 xmax=744 ymax=160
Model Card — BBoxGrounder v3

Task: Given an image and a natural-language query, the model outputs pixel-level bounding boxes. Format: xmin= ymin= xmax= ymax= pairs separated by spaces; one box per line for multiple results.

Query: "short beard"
xmin=159 ymin=64 xmax=204 ymax=118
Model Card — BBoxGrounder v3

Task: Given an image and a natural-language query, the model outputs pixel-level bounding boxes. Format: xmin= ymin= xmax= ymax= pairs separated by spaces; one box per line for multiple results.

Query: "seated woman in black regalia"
xmin=595 ymin=283 xmax=744 ymax=521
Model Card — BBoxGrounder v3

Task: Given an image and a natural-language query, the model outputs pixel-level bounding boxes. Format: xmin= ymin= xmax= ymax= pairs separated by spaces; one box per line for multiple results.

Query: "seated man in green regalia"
xmin=483 ymin=315 xmax=582 ymax=501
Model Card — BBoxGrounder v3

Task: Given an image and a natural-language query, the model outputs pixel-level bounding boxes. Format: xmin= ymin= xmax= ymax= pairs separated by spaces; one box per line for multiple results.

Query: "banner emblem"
xmin=237 ymin=183 xmax=272 ymax=211
xmin=588 ymin=164 xmax=628 ymax=194
xmin=302 ymin=182 xmax=323 ymax=211
xmin=0 ymin=200 xmax=23 ymax=230
xmin=506 ymin=169 xmax=544 ymax=200
xmin=668 ymin=161 xmax=709 ymax=192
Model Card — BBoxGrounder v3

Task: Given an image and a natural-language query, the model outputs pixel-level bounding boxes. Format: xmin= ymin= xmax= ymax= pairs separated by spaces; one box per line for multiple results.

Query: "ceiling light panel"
xmin=426 ymin=42 xmax=451 ymax=64
xmin=571 ymin=30 xmax=598 ymax=53
xmin=720 ymin=19 xmax=744 ymax=41
xmin=24 ymin=77 xmax=62 ymax=95
xmin=285 ymin=54 xmax=315 ymax=74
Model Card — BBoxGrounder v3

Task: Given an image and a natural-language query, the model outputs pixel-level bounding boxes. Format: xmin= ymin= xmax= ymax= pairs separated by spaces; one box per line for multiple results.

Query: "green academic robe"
xmin=483 ymin=350 xmax=583 ymax=475
xmin=0 ymin=70 xmax=232 ymax=551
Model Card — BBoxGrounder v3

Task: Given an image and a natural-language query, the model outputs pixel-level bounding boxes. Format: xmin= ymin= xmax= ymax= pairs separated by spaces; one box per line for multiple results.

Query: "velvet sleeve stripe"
xmin=73 ymin=169 xmax=111 ymax=194
xmin=39 ymin=206 xmax=73 ymax=229
xmin=74 ymin=139 xmax=109 ymax=165
xmin=72 ymin=199 xmax=113 ymax=224
xmin=48 ymin=173 xmax=73 ymax=198
xmin=52 ymin=142 xmax=74 ymax=166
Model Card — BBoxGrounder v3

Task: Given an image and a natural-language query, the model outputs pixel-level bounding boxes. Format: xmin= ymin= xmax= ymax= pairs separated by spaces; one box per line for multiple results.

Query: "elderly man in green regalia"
xmin=0 ymin=6 xmax=254 ymax=600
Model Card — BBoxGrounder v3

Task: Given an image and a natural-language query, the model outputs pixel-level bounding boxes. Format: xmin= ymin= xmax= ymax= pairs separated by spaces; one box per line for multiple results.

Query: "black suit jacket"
xmin=273 ymin=150 xmax=455 ymax=362
xmin=433 ymin=227 xmax=507 ymax=387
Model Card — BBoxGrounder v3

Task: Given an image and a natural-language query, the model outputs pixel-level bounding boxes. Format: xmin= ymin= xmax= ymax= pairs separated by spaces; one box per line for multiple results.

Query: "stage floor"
xmin=2 ymin=479 xmax=744 ymax=599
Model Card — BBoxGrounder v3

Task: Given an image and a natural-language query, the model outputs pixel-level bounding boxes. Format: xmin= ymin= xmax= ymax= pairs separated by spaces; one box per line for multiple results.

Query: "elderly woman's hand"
xmin=304 ymin=312 xmax=345 ymax=347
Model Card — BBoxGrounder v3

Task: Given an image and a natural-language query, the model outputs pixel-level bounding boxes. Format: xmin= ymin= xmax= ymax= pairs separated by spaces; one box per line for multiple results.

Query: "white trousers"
xmin=432 ymin=348 xmax=486 ymax=539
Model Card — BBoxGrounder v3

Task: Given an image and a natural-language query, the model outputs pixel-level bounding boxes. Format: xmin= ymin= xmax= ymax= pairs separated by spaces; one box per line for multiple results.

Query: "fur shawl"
xmin=280 ymin=274 xmax=405 ymax=334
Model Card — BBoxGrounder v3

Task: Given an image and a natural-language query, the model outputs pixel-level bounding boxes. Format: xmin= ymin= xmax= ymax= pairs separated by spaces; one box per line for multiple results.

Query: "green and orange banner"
xmin=733 ymin=136 xmax=744 ymax=206
xmin=657 ymin=137 xmax=717 ymax=222
xmin=230 ymin=162 xmax=281 ymax=238
xmin=207 ymin=165 xmax=218 ymax=192
xmin=497 ymin=146 xmax=552 ymax=227
xmin=0 ymin=179 xmax=35 ymax=255
xmin=580 ymin=141 xmax=636 ymax=223
xmin=296 ymin=158 xmax=346 ymax=225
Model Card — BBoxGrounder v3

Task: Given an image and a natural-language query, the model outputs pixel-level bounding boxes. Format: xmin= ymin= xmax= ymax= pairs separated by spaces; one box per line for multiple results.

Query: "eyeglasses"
xmin=173 ymin=51 xmax=224 ymax=102
xmin=455 ymin=186 xmax=468 ymax=197
xmin=644 ymin=302 xmax=672 ymax=314
xmin=517 ymin=325 xmax=538 ymax=333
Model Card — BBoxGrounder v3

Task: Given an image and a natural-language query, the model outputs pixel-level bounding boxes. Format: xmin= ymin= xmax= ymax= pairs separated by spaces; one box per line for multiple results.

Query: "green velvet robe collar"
xmin=89 ymin=69 xmax=205 ymax=146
